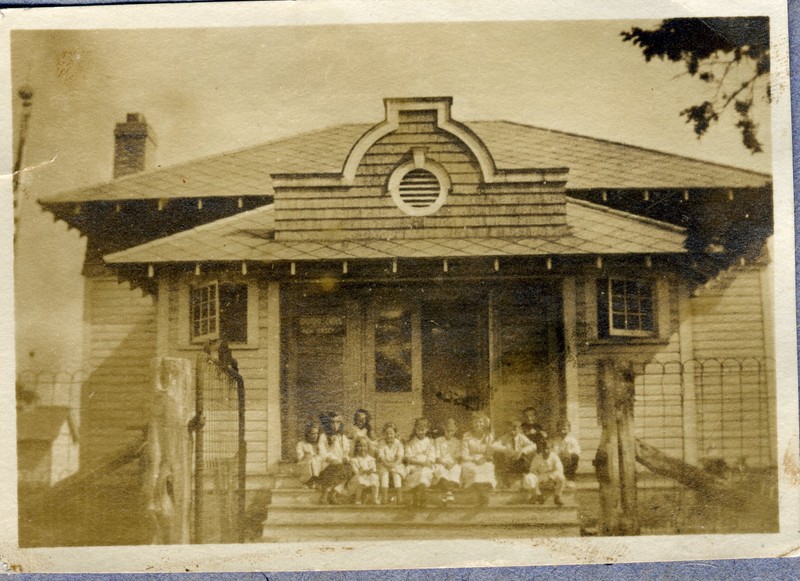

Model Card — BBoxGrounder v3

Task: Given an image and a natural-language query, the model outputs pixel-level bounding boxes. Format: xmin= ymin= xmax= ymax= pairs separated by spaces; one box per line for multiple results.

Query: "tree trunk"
xmin=596 ymin=358 xmax=640 ymax=535
xmin=635 ymin=439 xmax=747 ymax=504
xmin=143 ymin=357 xmax=194 ymax=544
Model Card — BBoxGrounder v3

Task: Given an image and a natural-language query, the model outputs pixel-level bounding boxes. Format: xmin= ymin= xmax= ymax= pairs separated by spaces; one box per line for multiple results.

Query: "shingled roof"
xmin=105 ymin=198 xmax=686 ymax=264
xmin=43 ymin=121 xmax=769 ymax=205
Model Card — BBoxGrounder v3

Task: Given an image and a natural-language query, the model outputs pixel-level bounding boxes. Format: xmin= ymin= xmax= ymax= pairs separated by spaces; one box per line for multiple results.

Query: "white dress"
xmin=433 ymin=435 xmax=462 ymax=486
xmin=348 ymin=455 xmax=379 ymax=491
xmin=404 ymin=436 xmax=435 ymax=489
xmin=377 ymin=437 xmax=406 ymax=478
xmin=461 ymin=431 xmax=497 ymax=488
xmin=295 ymin=440 xmax=322 ymax=485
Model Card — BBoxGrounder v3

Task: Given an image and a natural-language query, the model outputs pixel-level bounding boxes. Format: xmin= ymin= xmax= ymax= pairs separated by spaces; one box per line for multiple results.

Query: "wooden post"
xmin=596 ymin=358 xmax=640 ymax=535
xmin=596 ymin=359 xmax=621 ymax=535
xmin=614 ymin=361 xmax=640 ymax=535
xmin=143 ymin=357 xmax=194 ymax=545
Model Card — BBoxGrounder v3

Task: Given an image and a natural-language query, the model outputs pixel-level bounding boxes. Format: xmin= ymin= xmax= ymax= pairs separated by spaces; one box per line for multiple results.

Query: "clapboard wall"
xmin=163 ymin=273 xmax=271 ymax=477
xmin=573 ymin=273 xmax=684 ymax=474
xmin=80 ymin=275 xmax=156 ymax=467
xmin=687 ymin=262 xmax=774 ymax=467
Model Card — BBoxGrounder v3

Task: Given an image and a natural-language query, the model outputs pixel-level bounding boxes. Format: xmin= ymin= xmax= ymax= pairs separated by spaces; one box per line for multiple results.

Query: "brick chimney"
xmin=113 ymin=113 xmax=155 ymax=178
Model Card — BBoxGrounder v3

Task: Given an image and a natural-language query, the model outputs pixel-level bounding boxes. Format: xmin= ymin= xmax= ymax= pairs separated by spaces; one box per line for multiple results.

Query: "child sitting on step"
xmin=377 ymin=422 xmax=406 ymax=505
xmin=295 ymin=423 xmax=322 ymax=488
xmin=522 ymin=435 xmax=566 ymax=506
xmin=491 ymin=419 xmax=537 ymax=489
xmin=433 ymin=418 xmax=462 ymax=505
xmin=404 ymin=418 xmax=436 ymax=508
xmin=348 ymin=437 xmax=380 ymax=505
xmin=550 ymin=419 xmax=580 ymax=489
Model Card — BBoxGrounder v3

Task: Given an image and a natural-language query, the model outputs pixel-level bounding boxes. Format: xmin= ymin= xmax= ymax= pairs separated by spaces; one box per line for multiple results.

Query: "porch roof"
xmin=42 ymin=121 xmax=769 ymax=205
xmin=105 ymin=198 xmax=686 ymax=264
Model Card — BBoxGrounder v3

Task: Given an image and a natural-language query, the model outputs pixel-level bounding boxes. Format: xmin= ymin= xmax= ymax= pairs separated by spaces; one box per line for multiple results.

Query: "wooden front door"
xmin=281 ymin=298 xmax=361 ymax=459
xmin=421 ymin=299 xmax=490 ymax=433
xmin=490 ymin=283 xmax=564 ymax=436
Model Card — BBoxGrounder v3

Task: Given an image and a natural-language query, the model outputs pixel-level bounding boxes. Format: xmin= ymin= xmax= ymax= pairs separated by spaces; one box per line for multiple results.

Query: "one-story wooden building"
xmin=39 ymin=97 xmax=775 ymax=537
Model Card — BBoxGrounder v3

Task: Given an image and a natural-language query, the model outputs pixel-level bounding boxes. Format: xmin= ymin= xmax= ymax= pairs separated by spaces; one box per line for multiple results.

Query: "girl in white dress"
xmin=433 ymin=418 xmax=462 ymax=504
xmin=317 ymin=412 xmax=352 ymax=504
xmin=461 ymin=412 xmax=497 ymax=507
xmin=377 ymin=422 xmax=406 ymax=505
xmin=295 ymin=424 xmax=322 ymax=488
xmin=348 ymin=438 xmax=380 ymax=504
xmin=347 ymin=408 xmax=376 ymax=455
xmin=404 ymin=418 xmax=436 ymax=508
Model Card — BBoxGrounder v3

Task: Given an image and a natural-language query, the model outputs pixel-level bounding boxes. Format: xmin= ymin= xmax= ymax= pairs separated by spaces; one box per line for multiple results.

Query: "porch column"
xmin=562 ymin=277 xmax=580 ymax=445
xmin=678 ymin=283 xmax=698 ymax=465
xmin=265 ymin=281 xmax=282 ymax=469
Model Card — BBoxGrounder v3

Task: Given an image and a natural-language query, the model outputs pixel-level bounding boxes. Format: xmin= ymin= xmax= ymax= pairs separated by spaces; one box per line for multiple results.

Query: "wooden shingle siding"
xmin=81 ymin=275 xmax=156 ymax=467
xmin=273 ymin=108 xmax=569 ymax=241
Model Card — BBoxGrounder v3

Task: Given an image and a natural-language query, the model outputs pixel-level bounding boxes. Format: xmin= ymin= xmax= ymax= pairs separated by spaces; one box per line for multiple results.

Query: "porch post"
xmin=562 ymin=277 xmax=580 ymax=445
xmin=265 ymin=281 xmax=282 ymax=469
xmin=597 ymin=358 xmax=640 ymax=536
xmin=678 ymin=283 xmax=698 ymax=465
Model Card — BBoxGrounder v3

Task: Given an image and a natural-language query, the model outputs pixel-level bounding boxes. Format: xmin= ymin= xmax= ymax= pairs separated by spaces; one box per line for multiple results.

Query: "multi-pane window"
xmin=597 ymin=278 xmax=656 ymax=337
xmin=190 ymin=281 xmax=248 ymax=344
xmin=191 ymin=282 xmax=218 ymax=342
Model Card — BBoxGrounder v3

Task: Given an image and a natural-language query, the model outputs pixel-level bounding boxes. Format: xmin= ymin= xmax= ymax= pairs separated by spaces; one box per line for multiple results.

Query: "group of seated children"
xmin=295 ymin=407 xmax=580 ymax=508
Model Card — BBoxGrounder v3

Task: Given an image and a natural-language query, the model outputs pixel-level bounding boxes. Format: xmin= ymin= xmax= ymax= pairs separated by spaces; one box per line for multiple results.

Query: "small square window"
xmin=190 ymin=281 xmax=248 ymax=344
xmin=597 ymin=278 xmax=657 ymax=338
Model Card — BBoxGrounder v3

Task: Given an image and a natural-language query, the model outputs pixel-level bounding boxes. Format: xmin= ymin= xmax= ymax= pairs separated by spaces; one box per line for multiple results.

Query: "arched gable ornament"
xmin=341 ymin=97 xmax=499 ymax=185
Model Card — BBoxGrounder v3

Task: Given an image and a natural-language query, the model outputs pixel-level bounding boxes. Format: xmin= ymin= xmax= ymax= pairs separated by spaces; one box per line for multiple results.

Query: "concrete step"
xmin=269 ymin=487 xmax=577 ymax=508
xmin=265 ymin=504 xmax=578 ymax=527
xmin=261 ymin=522 xmax=581 ymax=542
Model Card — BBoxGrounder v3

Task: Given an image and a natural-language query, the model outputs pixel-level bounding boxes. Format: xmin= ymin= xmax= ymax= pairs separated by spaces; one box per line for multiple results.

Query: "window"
xmin=597 ymin=278 xmax=657 ymax=337
xmin=387 ymin=156 xmax=451 ymax=216
xmin=374 ymin=307 xmax=413 ymax=392
xmin=190 ymin=281 xmax=248 ymax=344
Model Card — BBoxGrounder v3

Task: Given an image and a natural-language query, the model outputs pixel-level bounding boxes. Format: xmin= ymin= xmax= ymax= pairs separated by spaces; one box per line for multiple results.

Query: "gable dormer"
xmin=271 ymin=97 xmax=569 ymax=241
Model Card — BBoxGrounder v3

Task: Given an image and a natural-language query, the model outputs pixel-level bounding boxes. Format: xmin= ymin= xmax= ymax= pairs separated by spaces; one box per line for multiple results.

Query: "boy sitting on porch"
xmin=377 ymin=422 xmax=406 ymax=505
xmin=404 ymin=418 xmax=436 ymax=508
xmin=521 ymin=406 xmax=546 ymax=442
xmin=348 ymin=437 xmax=380 ymax=505
xmin=295 ymin=423 xmax=322 ymax=488
xmin=550 ymin=419 xmax=581 ymax=489
xmin=433 ymin=418 xmax=462 ymax=505
xmin=522 ymin=435 xmax=566 ymax=506
xmin=491 ymin=420 xmax=537 ymax=489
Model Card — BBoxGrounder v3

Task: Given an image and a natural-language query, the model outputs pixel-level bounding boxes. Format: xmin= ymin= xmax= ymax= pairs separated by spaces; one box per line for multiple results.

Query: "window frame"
xmin=178 ymin=276 xmax=259 ymax=350
xmin=589 ymin=275 xmax=670 ymax=343
xmin=189 ymin=280 xmax=221 ymax=344
xmin=606 ymin=278 xmax=658 ymax=338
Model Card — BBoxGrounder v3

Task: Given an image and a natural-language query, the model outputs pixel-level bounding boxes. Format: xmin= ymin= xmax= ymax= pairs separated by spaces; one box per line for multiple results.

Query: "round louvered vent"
xmin=388 ymin=161 xmax=450 ymax=217
xmin=398 ymin=168 xmax=441 ymax=208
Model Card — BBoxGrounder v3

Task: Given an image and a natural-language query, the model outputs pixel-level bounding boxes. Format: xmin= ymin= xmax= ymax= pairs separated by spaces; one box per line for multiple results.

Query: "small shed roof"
xmin=105 ymin=198 xmax=686 ymax=264
xmin=17 ymin=406 xmax=78 ymax=443
xmin=42 ymin=121 xmax=769 ymax=205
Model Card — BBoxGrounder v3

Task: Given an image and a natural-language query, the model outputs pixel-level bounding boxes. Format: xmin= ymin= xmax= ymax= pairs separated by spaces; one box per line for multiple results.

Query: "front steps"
xmin=261 ymin=466 xmax=581 ymax=542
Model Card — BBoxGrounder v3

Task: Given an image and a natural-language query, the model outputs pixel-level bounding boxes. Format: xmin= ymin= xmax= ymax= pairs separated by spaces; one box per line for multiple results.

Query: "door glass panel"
xmin=374 ymin=307 xmax=412 ymax=393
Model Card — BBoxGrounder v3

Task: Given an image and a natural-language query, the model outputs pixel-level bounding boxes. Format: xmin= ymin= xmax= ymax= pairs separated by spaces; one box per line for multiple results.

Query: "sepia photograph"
xmin=3 ymin=0 xmax=798 ymax=572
